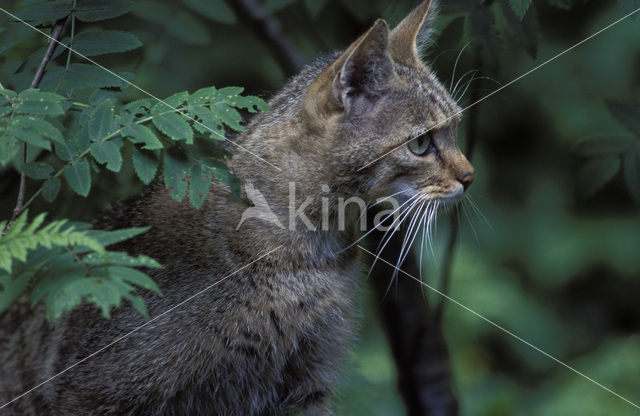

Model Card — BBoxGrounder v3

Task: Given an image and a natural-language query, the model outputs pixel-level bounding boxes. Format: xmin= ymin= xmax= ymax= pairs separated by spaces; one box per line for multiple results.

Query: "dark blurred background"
xmin=1 ymin=0 xmax=640 ymax=414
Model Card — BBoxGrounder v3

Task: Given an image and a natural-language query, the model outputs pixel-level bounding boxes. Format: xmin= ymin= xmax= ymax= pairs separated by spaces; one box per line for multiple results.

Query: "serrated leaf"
xmin=153 ymin=112 xmax=193 ymax=144
xmin=90 ymin=139 xmax=123 ymax=172
xmin=153 ymin=91 xmax=189 ymax=113
xmin=85 ymin=227 xmax=149 ymax=248
xmin=41 ymin=64 xmax=132 ymax=93
xmin=579 ymin=157 xmax=621 ymax=197
xmin=64 ymin=159 xmax=91 ymax=196
xmin=0 ymin=138 xmax=19 ymax=165
xmin=623 ymin=143 xmax=640 ymax=204
xmin=574 ymin=134 xmax=636 ymax=157
xmin=121 ymin=124 xmax=163 ymax=150
xmin=184 ymin=0 xmax=236 ymax=24
xmin=13 ymin=116 xmax=64 ymax=144
xmin=83 ymin=251 xmax=161 ymax=268
xmin=16 ymin=90 xmax=64 ymax=116
xmin=89 ymin=100 xmax=116 ymax=141
xmin=109 ymin=266 xmax=162 ymax=296
xmin=189 ymin=163 xmax=212 ymax=209
xmin=42 ymin=177 xmax=61 ymax=202
xmin=132 ymin=147 xmax=158 ymax=184
xmin=509 ymin=0 xmax=532 ymax=19
xmin=191 ymin=107 xmax=224 ymax=137
xmin=500 ymin=0 xmax=539 ymax=59
xmin=7 ymin=123 xmax=51 ymax=150
xmin=163 ymin=152 xmax=189 ymax=201
xmin=71 ymin=30 xmax=142 ymax=56
xmin=76 ymin=0 xmax=135 ymax=22
xmin=607 ymin=100 xmax=640 ymax=137
xmin=120 ymin=98 xmax=153 ymax=125
xmin=14 ymin=1 xmax=72 ymax=24
xmin=22 ymin=162 xmax=53 ymax=180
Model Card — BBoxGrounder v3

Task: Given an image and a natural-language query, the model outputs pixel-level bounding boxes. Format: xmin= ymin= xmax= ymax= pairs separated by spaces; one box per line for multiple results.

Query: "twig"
xmin=224 ymin=0 xmax=305 ymax=76
xmin=11 ymin=19 xmax=66 ymax=223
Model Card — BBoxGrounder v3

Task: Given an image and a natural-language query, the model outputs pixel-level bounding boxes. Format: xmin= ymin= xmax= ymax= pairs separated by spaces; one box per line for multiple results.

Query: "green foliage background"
xmin=1 ymin=0 xmax=639 ymax=414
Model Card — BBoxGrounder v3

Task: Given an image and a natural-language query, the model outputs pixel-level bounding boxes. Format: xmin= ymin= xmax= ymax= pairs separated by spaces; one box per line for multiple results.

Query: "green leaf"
xmin=623 ymin=143 xmax=640 ymax=204
xmin=106 ymin=266 xmax=163 ymax=296
xmin=64 ymin=159 xmax=91 ymax=196
xmin=71 ymin=30 xmax=142 ymax=56
xmin=16 ymin=89 xmax=65 ymax=116
xmin=153 ymin=91 xmax=189 ymax=111
xmin=12 ymin=116 xmax=64 ymax=144
xmin=7 ymin=123 xmax=51 ymax=150
xmin=163 ymin=152 xmax=189 ymax=201
xmin=14 ymin=1 xmax=72 ymax=24
xmin=90 ymin=139 xmax=123 ymax=172
xmin=153 ymin=112 xmax=194 ymax=144
xmin=42 ymin=177 xmax=61 ymax=202
xmin=22 ymin=162 xmax=53 ymax=180
xmin=132 ymin=147 xmax=158 ymax=185
xmin=89 ymin=100 xmax=116 ymax=141
xmin=509 ymin=0 xmax=532 ymax=19
xmin=76 ymin=0 xmax=135 ymax=22
xmin=607 ymin=100 xmax=640 ymax=137
xmin=85 ymin=227 xmax=149 ymax=248
xmin=42 ymin=64 xmax=132 ymax=93
xmin=189 ymin=163 xmax=212 ymax=209
xmin=119 ymin=98 xmax=153 ymax=125
xmin=501 ymin=0 xmax=539 ymax=59
xmin=121 ymin=124 xmax=163 ymax=150
xmin=184 ymin=0 xmax=236 ymax=24
xmin=579 ymin=157 xmax=621 ymax=197
xmin=83 ymin=252 xmax=161 ymax=269
xmin=574 ymin=134 xmax=636 ymax=157
xmin=0 ymin=138 xmax=20 ymax=165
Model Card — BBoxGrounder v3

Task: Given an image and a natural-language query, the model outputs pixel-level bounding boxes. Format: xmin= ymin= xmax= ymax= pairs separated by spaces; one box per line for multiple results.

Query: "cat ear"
xmin=389 ymin=0 xmax=437 ymax=67
xmin=331 ymin=19 xmax=393 ymax=111
xmin=305 ymin=19 xmax=393 ymax=119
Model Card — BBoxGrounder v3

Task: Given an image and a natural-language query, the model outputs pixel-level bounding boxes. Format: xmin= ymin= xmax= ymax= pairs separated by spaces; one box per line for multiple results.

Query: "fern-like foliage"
xmin=0 ymin=0 xmax=271 ymax=320
xmin=0 ymin=211 xmax=162 ymax=321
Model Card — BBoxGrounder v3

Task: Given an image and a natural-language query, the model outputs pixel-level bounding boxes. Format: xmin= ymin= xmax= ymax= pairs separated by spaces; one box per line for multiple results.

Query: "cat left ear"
xmin=331 ymin=19 xmax=393 ymax=111
xmin=389 ymin=0 xmax=437 ymax=67
xmin=305 ymin=19 xmax=393 ymax=121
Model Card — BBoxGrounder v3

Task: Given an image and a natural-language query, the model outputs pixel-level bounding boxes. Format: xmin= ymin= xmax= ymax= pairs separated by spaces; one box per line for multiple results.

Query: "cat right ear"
xmin=305 ymin=19 xmax=393 ymax=121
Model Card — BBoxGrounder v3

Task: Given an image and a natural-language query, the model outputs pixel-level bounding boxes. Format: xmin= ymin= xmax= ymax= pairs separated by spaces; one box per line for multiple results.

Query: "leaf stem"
xmin=11 ymin=19 xmax=67 ymax=226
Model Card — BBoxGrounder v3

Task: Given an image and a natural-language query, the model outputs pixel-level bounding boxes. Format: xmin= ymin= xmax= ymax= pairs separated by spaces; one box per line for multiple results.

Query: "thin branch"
xmin=224 ymin=0 xmax=305 ymax=76
xmin=11 ymin=19 xmax=66 ymax=222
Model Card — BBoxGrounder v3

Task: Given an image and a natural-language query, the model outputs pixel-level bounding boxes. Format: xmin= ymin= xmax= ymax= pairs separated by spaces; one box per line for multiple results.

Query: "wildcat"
xmin=0 ymin=1 xmax=474 ymax=414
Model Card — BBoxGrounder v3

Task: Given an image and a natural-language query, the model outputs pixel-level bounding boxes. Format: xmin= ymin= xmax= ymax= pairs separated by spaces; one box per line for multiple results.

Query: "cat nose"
xmin=458 ymin=172 xmax=475 ymax=191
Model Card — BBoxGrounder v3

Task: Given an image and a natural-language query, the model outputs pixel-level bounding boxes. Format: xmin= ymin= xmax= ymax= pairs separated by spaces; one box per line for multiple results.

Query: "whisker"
xmin=449 ymin=39 xmax=474 ymax=94
xmin=337 ymin=193 xmax=420 ymax=253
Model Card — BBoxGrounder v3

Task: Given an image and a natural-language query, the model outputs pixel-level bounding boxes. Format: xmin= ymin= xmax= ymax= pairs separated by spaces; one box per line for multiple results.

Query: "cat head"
xmin=303 ymin=0 xmax=474 ymax=204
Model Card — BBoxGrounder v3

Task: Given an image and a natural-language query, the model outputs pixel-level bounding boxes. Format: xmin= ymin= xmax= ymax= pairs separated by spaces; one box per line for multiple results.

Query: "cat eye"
xmin=408 ymin=132 xmax=435 ymax=156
